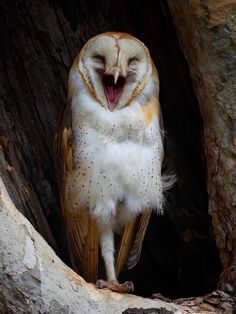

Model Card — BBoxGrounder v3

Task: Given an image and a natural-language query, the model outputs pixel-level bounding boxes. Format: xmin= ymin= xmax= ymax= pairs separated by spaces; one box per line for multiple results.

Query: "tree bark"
xmin=167 ymin=0 xmax=236 ymax=290
xmin=0 ymin=177 xmax=235 ymax=313
xmin=0 ymin=177 xmax=192 ymax=314
xmin=0 ymin=0 xmax=235 ymax=312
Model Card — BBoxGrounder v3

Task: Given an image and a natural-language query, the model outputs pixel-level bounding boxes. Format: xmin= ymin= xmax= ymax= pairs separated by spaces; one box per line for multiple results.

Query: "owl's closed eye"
xmin=69 ymin=32 xmax=153 ymax=111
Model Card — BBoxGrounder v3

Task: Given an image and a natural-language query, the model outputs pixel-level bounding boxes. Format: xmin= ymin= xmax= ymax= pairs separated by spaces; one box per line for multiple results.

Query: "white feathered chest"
xmin=67 ymin=81 xmax=164 ymax=230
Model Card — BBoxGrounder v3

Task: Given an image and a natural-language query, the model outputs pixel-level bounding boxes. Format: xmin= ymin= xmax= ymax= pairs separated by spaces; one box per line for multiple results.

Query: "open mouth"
xmin=102 ymin=74 xmax=126 ymax=111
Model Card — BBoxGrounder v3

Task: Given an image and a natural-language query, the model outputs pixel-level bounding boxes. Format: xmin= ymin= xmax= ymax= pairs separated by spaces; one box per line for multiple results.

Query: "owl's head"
xmin=70 ymin=32 xmax=154 ymax=111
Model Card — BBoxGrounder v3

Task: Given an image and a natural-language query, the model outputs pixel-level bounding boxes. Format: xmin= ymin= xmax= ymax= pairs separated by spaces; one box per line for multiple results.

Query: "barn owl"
xmin=56 ymin=32 xmax=172 ymax=293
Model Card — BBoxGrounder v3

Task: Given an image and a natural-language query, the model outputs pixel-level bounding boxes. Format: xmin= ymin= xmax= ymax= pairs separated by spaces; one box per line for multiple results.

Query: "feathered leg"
xmin=96 ymin=224 xmax=134 ymax=293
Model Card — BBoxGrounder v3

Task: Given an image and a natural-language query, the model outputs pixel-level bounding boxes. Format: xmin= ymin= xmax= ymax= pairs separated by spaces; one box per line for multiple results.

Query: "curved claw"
xmin=96 ymin=279 xmax=134 ymax=293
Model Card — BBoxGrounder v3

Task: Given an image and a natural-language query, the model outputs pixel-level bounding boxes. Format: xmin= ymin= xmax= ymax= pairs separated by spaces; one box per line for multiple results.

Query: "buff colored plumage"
xmin=55 ymin=32 xmax=170 ymax=292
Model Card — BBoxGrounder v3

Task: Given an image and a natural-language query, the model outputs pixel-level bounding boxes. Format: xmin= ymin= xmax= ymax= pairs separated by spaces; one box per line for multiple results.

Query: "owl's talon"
xmin=96 ymin=279 xmax=134 ymax=293
xmin=96 ymin=279 xmax=109 ymax=289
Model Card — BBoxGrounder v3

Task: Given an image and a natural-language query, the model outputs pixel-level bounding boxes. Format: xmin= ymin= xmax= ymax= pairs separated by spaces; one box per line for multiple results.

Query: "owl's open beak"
xmin=113 ymin=68 xmax=119 ymax=85
xmin=102 ymin=73 xmax=126 ymax=111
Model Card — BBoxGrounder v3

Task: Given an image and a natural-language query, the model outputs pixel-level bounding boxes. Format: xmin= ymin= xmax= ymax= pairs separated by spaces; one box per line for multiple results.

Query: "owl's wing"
xmin=116 ymin=211 xmax=151 ymax=277
xmin=55 ymin=99 xmax=98 ymax=283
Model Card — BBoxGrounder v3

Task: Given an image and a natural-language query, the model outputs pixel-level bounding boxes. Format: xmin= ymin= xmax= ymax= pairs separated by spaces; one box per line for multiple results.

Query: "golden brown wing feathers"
xmin=116 ymin=210 xmax=152 ymax=277
xmin=66 ymin=210 xmax=98 ymax=282
xmin=55 ymin=100 xmax=98 ymax=283
xmin=126 ymin=211 xmax=151 ymax=270
xmin=115 ymin=217 xmax=137 ymax=277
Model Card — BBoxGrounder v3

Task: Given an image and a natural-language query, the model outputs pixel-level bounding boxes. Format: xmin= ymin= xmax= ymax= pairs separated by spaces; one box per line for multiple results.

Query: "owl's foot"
xmin=96 ymin=279 xmax=134 ymax=293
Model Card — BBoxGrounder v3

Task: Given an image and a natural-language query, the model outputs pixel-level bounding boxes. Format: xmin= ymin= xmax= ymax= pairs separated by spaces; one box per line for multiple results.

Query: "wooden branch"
xmin=0 ymin=177 xmax=191 ymax=313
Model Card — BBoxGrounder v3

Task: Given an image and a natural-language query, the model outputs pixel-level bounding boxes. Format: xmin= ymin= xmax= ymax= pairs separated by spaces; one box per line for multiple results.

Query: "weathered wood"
xmin=1 ymin=176 xmax=235 ymax=312
xmin=1 ymin=0 xmax=235 ymax=308
xmin=167 ymin=0 xmax=236 ymax=291
xmin=0 ymin=177 xmax=192 ymax=314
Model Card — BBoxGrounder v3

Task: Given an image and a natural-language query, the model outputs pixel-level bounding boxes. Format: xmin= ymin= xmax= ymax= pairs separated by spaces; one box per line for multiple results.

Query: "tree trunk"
xmin=167 ymin=0 xmax=236 ymax=290
xmin=0 ymin=0 xmax=235 ymax=312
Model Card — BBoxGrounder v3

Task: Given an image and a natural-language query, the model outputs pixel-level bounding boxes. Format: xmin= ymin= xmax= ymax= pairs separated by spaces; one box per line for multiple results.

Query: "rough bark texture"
xmin=0 ymin=177 xmax=235 ymax=313
xmin=0 ymin=0 xmax=235 ymax=311
xmin=167 ymin=0 xmax=236 ymax=291
xmin=0 ymin=178 xmax=186 ymax=314
xmin=0 ymin=178 xmax=233 ymax=314
xmin=0 ymin=0 xmax=223 ymax=299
